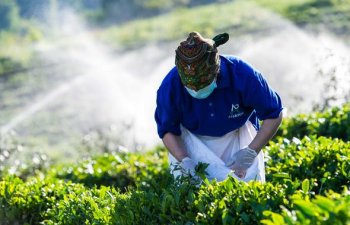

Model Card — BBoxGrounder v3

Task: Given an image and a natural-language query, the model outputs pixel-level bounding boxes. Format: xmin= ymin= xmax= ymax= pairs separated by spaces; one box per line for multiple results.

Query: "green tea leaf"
xmin=302 ymin=179 xmax=310 ymax=193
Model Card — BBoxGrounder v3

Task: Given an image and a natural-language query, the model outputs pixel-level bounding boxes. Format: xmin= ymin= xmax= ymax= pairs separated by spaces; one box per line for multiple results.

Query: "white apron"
xmin=169 ymin=121 xmax=265 ymax=183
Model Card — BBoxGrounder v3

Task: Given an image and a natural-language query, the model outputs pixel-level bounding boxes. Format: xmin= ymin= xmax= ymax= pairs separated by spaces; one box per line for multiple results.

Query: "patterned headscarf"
xmin=175 ymin=32 xmax=229 ymax=91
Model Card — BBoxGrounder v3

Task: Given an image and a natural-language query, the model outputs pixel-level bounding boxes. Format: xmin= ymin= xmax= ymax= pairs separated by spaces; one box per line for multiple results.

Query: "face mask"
xmin=185 ymin=79 xmax=217 ymax=99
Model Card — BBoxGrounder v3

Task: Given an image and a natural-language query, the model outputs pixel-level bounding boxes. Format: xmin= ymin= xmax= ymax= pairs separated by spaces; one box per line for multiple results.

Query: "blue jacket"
xmin=155 ymin=55 xmax=283 ymax=139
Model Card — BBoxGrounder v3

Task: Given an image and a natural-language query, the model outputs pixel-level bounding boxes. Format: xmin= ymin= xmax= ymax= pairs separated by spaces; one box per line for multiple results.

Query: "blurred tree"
xmin=188 ymin=0 xmax=218 ymax=7
xmin=16 ymin=0 xmax=81 ymax=20
xmin=100 ymin=0 xmax=217 ymax=24
xmin=15 ymin=0 xmax=48 ymax=20
xmin=0 ymin=0 xmax=20 ymax=30
xmin=82 ymin=0 xmax=102 ymax=10
xmin=12 ymin=0 xmax=229 ymax=25
xmin=101 ymin=0 xmax=141 ymax=23
xmin=137 ymin=0 xmax=189 ymax=9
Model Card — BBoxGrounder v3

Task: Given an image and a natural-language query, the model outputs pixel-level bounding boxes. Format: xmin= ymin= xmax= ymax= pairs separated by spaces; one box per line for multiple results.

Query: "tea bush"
xmin=0 ymin=132 xmax=51 ymax=181
xmin=266 ymin=136 xmax=350 ymax=194
xmin=0 ymin=132 xmax=21 ymax=177
xmin=1 ymin=173 xmax=346 ymax=225
xmin=48 ymin=147 xmax=170 ymax=191
xmin=0 ymin=57 xmax=23 ymax=77
xmin=276 ymin=104 xmax=350 ymax=141
xmin=262 ymin=190 xmax=350 ymax=225
xmin=1 ymin=104 xmax=350 ymax=224
xmin=111 ymin=177 xmax=301 ymax=225
xmin=0 ymin=176 xmax=88 ymax=224
xmin=43 ymin=186 xmax=121 ymax=225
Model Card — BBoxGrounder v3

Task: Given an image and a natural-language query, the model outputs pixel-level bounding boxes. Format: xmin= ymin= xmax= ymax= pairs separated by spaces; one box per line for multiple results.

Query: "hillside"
xmin=97 ymin=0 xmax=350 ymax=48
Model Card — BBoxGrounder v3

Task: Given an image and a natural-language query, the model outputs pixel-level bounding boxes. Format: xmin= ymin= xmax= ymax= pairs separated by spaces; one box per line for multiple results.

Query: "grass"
xmin=96 ymin=0 xmax=350 ymax=48
xmin=96 ymin=0 xmax=277 ymax=48
xmin=2 ymin=0 xmax=349 ymax=53
xmin=254 ymin=0 xmax=350 ymax=31
xmin=0 ymin=22 xmax=43 ymax=74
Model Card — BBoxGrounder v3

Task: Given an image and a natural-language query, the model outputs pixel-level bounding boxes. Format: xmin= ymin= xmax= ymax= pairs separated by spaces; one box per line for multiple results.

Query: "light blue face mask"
xmin=185 ymin=79 xmax=217 ymax=99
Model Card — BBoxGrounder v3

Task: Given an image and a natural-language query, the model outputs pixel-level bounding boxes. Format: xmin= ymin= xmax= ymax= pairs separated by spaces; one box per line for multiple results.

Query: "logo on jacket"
xmin=228 ymin=104 xmax=244 ymax=119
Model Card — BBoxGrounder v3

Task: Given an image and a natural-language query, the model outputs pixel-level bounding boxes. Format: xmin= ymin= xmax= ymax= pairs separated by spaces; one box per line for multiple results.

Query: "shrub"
xmin=112 ymin=177 xmax=292 ymax=225
xmin=0 ymin=176 xmax=88 ymax=224
xmin=266 ymin=136 xmax=350 ymax=194
xmin=276 ymin=104 xmax=350 ymax=141
xmin=1 ymin=135 xmax=349 ymax=225
xmin=49 ymin=147 xmax=170 ymax=191
xmin=262 ymin=190 xmax=350 ymax=225
xmin=1 ymin=105 xmax=350 ymax=224
xmin=43 ymin=186 xmax=121 ymax=225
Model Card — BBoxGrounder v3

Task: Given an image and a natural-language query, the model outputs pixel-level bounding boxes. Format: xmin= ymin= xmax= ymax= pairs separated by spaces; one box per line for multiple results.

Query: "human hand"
xmin=226 ymin=147 xmax=258 ymax=171
xmin=233 ymin=169 xmax=246 ymax=179
xmin=180 ymin=157 xmax=197 ymax=176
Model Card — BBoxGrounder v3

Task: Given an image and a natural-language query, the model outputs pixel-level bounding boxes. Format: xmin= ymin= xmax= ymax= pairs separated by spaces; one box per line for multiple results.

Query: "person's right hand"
xmin=226 ymin=147 xmax=257 ymax=170
xmin=180 ymin=157 xmax=197 ymax=176
xmin=225 ymin=147 xmax=257 ymax=179
xmin=232 ymin=167 xmax=247 ymax=179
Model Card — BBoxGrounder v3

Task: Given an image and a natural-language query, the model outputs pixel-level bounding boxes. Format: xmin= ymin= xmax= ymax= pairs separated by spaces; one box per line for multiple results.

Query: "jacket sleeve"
xmin=154 ymin=76 xmax=181 ymax=139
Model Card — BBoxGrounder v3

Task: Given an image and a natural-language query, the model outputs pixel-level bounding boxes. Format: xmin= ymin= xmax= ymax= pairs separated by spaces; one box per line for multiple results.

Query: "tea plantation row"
xmin=0 ymin=104 xmax=349 ymax=224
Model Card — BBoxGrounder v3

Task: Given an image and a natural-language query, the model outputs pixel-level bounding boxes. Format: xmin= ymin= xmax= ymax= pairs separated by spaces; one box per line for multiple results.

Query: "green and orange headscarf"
xmin=175 ymin=32 xmax=229 ymax=91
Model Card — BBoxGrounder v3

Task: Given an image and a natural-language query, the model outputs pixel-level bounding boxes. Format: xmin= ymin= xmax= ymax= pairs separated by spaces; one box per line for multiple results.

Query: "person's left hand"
xmin=226 ymin=147 xmax=258 ymax=171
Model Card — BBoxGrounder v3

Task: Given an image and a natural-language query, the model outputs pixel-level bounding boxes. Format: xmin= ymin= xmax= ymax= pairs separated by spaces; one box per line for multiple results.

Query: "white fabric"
xmin=169 ymin=121 xmax=265 ymax=182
